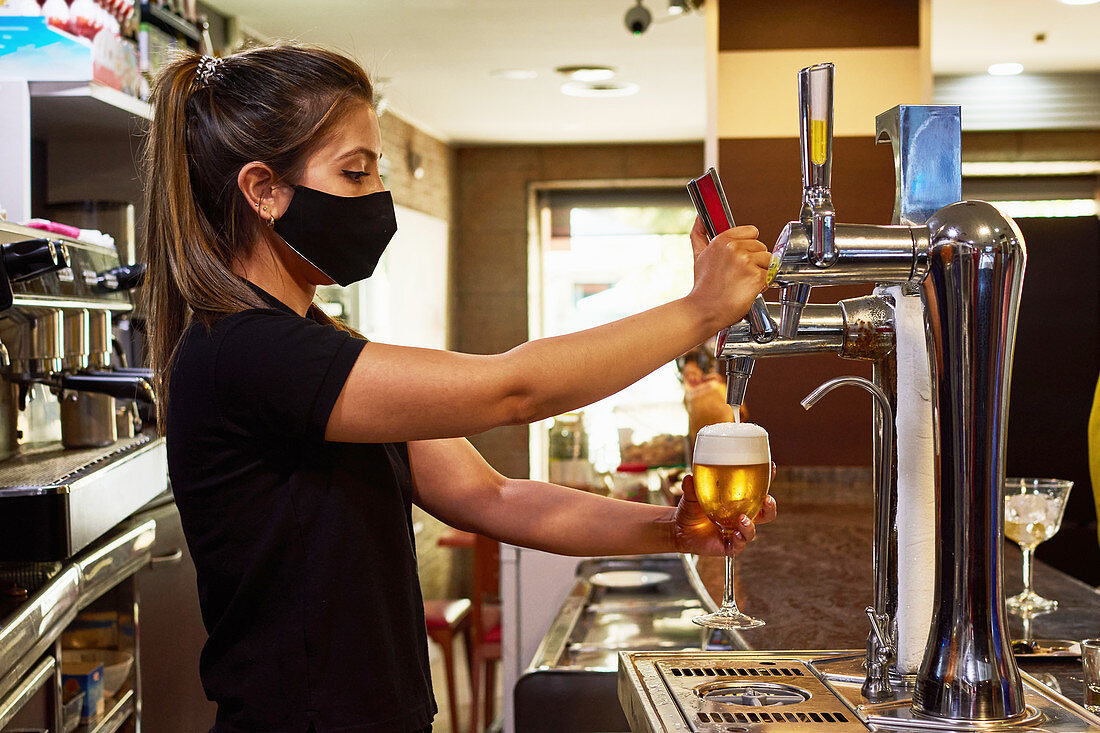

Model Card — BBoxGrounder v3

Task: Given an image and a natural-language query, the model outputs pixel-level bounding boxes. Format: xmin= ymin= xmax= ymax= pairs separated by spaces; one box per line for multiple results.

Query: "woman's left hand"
xmin=670 ymin=471 xmax=777 ymax=556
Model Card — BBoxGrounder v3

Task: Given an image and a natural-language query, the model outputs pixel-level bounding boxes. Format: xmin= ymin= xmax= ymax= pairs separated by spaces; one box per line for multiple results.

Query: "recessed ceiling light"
xmin=668 ymin=0 xmax=689 ymax=14
xmin=1059 ymin=0 xmax=1100 ymax=5
xmin=560 ymin=81 xmax=640 ymax=98
xmin=490 ymin=68 xmax=538 ymax=81
xmin=987 ymin=62 xmax=1024 ymax=76
xmin=555 ymin=65 xmax=616 ymax=82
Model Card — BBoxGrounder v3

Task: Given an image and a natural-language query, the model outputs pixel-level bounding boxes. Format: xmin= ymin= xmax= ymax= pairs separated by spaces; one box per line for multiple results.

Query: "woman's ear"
xmin=237 ymin=162 xmax=294 ymax=223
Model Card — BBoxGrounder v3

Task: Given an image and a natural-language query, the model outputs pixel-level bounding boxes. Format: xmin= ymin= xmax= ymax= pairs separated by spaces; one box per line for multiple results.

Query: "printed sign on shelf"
xmin=0 ymin=16 xmax=93 ymax=81
xmin=0 ymin=15 xmax=140 ymax=96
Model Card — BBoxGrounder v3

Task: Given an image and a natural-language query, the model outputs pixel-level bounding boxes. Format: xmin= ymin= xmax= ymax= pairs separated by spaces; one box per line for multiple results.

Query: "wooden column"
xmin=706 ymin=0 xmax=930 ymax=465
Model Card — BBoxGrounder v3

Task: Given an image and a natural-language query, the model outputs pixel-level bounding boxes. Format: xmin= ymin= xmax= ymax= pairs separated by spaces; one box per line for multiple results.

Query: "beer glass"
xmin=690 ymin=422 xmax=770 ymax=629
xmin=1003 ymin=477 xmax=1073 ymax=613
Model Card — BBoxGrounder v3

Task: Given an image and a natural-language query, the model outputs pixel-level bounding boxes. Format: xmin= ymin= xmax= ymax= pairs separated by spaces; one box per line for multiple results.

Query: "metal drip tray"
xmin=623 ymin=654 xmax=867 ymax=732
xmin=0 ymin=433 xmax=155 ymax=492
xmin=0 ymin=433 xmax=167 ymax=560
xmin=619 ymin=651 xmax=1100 ymax=732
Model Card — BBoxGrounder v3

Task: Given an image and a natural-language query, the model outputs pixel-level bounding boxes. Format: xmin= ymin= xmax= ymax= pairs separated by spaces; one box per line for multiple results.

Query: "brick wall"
xmin=451 ymin=142 xmax=705 ymax=480
xmin=378 ymin=111 xmax=454 ymax=221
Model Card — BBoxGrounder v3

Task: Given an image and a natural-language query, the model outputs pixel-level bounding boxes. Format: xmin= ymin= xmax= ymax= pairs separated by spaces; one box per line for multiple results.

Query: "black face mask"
xmin=272 ymin=185 xmax=398 ymax=287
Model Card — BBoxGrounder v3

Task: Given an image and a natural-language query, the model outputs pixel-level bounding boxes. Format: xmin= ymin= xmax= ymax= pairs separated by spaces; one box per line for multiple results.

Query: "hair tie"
xmin=195 ymin=55 xmax=223 ymax=88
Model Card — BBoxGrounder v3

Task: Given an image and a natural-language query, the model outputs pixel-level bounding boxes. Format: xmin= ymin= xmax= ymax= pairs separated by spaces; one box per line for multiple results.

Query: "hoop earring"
xmin=267 ymin=215 xmax=276 ymax=228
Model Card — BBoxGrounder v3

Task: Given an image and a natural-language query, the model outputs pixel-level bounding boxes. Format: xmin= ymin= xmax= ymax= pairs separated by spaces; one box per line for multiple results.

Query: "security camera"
xmin=624 ymin=1 xmax=652 ymax=36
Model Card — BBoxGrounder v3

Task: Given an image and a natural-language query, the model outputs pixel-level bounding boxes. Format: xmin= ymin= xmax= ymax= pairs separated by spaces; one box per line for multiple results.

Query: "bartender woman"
xmin=144 ymin=44 xmax=776 ymax=733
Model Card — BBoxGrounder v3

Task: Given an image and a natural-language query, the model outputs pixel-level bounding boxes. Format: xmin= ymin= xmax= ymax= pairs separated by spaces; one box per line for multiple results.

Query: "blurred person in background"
xmin=677 ymin=342 xmax=749 ymax=463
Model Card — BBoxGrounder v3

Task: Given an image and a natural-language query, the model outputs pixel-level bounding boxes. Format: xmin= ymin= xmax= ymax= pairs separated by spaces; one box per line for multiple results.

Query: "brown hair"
xmin=141 ymin=44 xmax=373 ymax=429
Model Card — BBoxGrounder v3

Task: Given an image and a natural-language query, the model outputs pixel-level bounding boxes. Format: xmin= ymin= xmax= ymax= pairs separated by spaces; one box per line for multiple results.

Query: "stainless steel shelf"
xmin=139 ymin=2 xmax=201 ymax=44
xmin=28 ymin=81 xmax=151 ymax=140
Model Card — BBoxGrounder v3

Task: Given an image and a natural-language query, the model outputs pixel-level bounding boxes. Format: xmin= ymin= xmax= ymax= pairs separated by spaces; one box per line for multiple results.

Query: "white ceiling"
xmin=930 ymin=0 xmax=1100 ymax=75
xmin=210 ymin=0 xmax=1100 ymax=145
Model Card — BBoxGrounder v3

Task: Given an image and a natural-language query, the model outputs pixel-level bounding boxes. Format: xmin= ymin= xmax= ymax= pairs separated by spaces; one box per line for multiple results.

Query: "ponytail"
xmin=139 ymin=45 xmax=374 ymax=432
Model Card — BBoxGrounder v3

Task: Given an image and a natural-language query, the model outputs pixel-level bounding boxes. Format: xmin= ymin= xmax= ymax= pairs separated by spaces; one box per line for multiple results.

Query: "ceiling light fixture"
xmin=1058 ymin=0 xmax=1100 ymax=5
xmin=668 ymin=0 xmax=690 ymax=14
xmin=555 ymin=65 xmax=616 ymax=82
xmin=490 ymin=68 xmax=538 ymax=81
xmin=987 ymin=62 xmax=1024 ymax=76
xmin=561 ymin=81 xmax=640 ymax=98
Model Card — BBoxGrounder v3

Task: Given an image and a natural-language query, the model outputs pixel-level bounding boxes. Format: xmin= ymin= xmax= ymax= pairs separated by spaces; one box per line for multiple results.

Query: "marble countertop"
xmin=697 ymin=466 xmax=881 ymax=651
xmin=695 ymin=467 xmax=1100 ymax=702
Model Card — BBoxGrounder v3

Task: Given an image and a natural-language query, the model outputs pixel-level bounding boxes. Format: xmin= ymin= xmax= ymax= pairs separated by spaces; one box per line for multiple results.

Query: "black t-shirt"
xmin=166 ymin=284 xmax=436 ymax=732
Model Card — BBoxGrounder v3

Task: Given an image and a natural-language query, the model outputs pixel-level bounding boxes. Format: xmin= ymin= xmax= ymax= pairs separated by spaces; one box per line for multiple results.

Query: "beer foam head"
xmin=693 ymin=422 xmax=770 ymax=465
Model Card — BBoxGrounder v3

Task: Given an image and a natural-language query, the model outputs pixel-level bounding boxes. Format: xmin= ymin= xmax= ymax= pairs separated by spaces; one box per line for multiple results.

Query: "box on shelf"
xmin=62 ymin=610 xmax=120 ymax=649
xmin=0 ymin=16 xmax=143 ymax=98
xmin=62 ymin=660 xmax=105 ymax=724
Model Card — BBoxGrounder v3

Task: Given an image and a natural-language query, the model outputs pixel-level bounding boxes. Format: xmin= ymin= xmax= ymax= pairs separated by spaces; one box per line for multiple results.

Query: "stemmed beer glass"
xmin=1003 ymin=477 xmax=1073 ymax=614
xmin=690 ymin=422 xmax=770 ymax=629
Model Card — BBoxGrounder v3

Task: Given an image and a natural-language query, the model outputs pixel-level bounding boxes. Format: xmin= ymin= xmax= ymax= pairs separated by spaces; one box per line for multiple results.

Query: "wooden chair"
xmin=424 ymin=598 xmax=473 ymax=733
xmin=424 ymin=529 xmax=477 ymax=732
xmin=468 ymin=535 xmax=502 ymax=733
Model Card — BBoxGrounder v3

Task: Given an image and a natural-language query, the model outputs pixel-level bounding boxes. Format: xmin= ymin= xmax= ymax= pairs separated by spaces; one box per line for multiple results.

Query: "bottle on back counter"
xmin=609 ymin=462 xmax=649 ymax=502
xmin=548 ymin=413 xmax=599 ymax=491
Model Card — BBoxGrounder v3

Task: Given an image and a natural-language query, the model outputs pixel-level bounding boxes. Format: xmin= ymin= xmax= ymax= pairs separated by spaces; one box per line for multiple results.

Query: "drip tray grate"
xmin=647 ymin=656 xmax=868 ymax=732
xmin=699 ymin=710 xmax=852 ymax=724
xmin=671 ymin=666 xmax=807 ymax=678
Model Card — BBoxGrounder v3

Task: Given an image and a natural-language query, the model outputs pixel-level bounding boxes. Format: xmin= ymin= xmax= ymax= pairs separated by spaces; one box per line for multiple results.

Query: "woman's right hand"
xmin=686 ymin=217 xmax=771 ymax=332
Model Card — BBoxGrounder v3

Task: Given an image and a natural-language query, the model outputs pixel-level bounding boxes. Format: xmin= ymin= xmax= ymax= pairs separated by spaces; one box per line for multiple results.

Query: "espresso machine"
xmin=0 ymin=219 xmax=170 ymax=732
xmin=619 ymin=63 xmax=1100 ymax=731
xmin=0 ymin=220 xmax=164 ymax=562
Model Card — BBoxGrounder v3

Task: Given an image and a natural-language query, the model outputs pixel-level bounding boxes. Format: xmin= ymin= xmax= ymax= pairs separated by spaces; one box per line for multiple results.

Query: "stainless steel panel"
xmin=517 ymin=556 xmax=711 ymax=733
xmin=874 ymin=106 xmax=962 ymax=228
xmin=0 ymin=656 xmax=55 ymax=731
xmin=134 ymin=499 xmax=217 ymax=733
xmin=0 ymin=567 xmax=78 ymax=692
xmin=76 ymin=518 xmax=156 ymax=609
xmin=0 ymin=222 xmax=133 ymax=308
xmin=0 ymin=436 xmax=167 ymax=560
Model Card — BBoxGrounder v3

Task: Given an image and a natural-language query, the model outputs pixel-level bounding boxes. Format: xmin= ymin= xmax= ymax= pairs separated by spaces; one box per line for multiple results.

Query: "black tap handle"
xmin=1 ymin=238 xmax=69 ymax=283
xmin=61 ymin=374 xmax=157 ymax=404
xmin=97 ymin=263 xmax=147 ymax=291
xmin=104 ymin=367 xmax=154 ymax=380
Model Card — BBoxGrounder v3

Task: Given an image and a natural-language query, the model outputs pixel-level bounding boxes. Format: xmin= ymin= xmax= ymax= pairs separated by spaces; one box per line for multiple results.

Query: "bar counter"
xmin=696 ymin=467 xmax=1100 ymax=705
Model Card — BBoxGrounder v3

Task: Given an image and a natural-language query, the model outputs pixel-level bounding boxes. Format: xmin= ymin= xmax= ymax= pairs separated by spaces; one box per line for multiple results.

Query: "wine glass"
xmin=1003 ymin=477 xmax=1073 ymax=614
xmin=690 ymin=422 xmax=770 ymax=629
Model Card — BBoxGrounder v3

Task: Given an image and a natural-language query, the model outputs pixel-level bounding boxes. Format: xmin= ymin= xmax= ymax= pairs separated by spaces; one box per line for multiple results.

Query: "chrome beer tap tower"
xmin=720 ymin=60 xmax=1033 ymax=723
xmin=623 ymin=62 xmax=1100 ymax=732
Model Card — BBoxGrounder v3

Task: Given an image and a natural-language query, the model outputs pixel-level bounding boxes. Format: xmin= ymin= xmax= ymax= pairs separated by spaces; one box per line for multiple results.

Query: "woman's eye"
xmin=342 ymin=170 xmax=368 ymax=182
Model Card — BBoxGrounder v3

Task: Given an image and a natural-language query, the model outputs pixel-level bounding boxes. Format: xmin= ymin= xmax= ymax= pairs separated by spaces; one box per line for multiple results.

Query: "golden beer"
xmin=694 ymin=462 xmax=771 ymax=530
xmin=690 ymin=421 xmax=771 ymax=630
xmin=692 ymin=422 xmax=771 ymax=533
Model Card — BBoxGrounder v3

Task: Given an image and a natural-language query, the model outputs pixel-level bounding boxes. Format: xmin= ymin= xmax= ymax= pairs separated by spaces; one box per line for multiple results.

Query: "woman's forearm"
xmin=328 ymin=226 xmax=768 ymax=444
xmin=475 ymin=477 xmax=677 ymax=556
xmin=504 ymin=296 xmax=719 ymax=424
